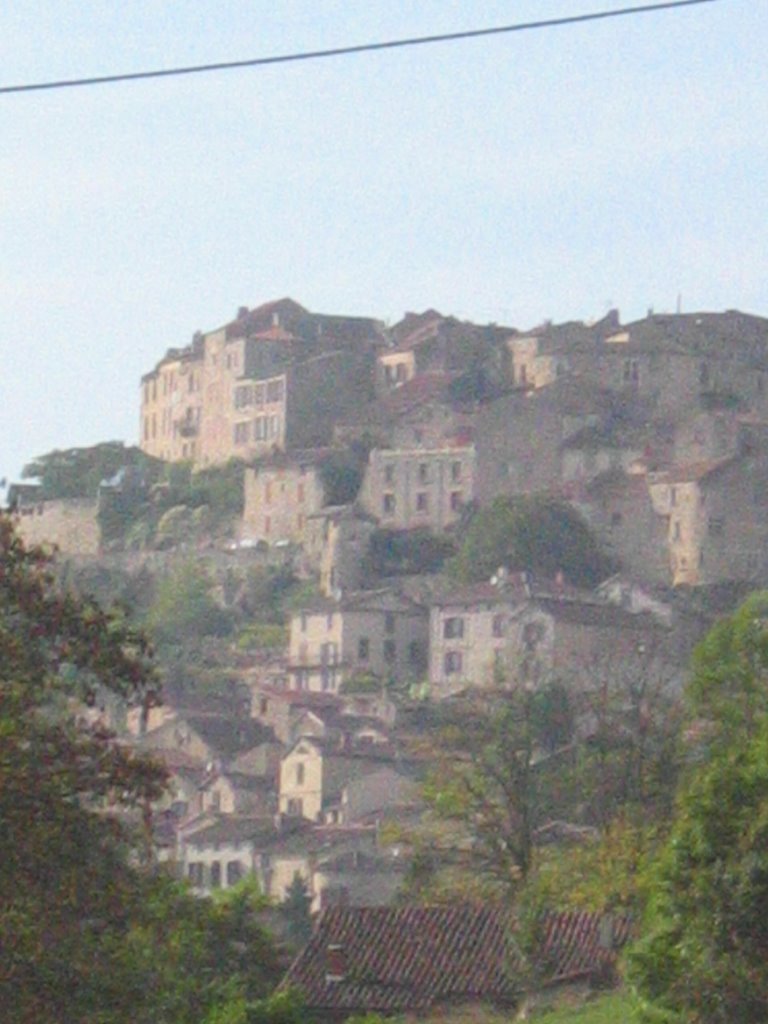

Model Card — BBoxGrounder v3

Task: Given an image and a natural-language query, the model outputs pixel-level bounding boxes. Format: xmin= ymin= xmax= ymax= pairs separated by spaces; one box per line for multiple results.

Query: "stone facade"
xmin=140 ymin=298 xmax=384 ymax=468
xmin=287 ymin=590 xmax=428 ymax=693
xmin=303 ymin=505 xmax=377 ymax=597
xmin=648 ymin=455 xmax=768 ymax=586
xmin=13 ymin=497 xmax=101 ymax=556
xmin=241 ymin=451 xmax=327 ymax=546
xmin=359 ymin=445 xmax=475 ymax=531
xmin=428 ymin=578 xmax=532 ymax=697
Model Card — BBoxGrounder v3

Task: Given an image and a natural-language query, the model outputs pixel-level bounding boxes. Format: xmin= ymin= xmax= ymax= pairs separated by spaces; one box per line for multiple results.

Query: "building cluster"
xmin=15 ymin=296 xmax=768 ymax=910
xmin=134 ymin=297 xmax=768 ymax=590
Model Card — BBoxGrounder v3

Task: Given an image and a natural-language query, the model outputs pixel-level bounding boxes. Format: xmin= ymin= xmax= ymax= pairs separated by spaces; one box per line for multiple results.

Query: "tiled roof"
xmin=650 ymin=455 xmax=737 ymax=484
xmin=283 ymin=905 xmax=518 ymax=1014
xmin=620 ymin=310 xmax=768 ymax=360
xmin=183 ymin=814 xmax=281 ymax=848
xmin=184 ymin=713 xmax=275 ymax=760
xmin=537 ymin=909 xmax=633 ymax=984
xmin=525 ymin=597 xmax=664 ymax=630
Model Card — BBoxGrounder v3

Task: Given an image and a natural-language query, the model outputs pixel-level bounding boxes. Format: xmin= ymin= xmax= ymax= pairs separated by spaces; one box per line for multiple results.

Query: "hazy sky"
xmin=1 ymin=0 xmax=764 ymax=488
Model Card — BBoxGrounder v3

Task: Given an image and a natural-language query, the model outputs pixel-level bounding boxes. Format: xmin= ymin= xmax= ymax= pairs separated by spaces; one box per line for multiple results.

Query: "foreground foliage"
xmin=0 ymin=517 xmax=287 ymax=1022
xmin=628 ymin=593 xmax=768 ymax=1023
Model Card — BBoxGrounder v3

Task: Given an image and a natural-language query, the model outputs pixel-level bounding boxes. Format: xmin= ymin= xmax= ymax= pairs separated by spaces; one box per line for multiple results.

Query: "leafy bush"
xmin=366 ymin=527 xmax=456 ymax=577
xmin=448 ymin=496 xmax=612 ymax=587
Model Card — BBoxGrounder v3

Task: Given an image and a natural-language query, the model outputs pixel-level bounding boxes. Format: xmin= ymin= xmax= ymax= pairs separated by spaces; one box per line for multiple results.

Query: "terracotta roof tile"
xmin=538 ymin=909 xmax=633 ymax=983
xmin=283 ymin=904 xmax=518 ymax=1014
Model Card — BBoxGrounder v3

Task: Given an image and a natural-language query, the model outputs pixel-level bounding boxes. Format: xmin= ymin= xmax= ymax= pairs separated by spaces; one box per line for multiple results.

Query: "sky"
xmin=1 ymin=0 xmax=765 ymax=489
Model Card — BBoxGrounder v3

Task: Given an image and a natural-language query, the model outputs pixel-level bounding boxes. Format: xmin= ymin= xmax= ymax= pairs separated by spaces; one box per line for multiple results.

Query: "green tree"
xmin=418 ymin=687 xmax=549 ymax=898
xmin=146 ymin=559 xmax=233 ymax=645
xmin=448 ymin=495 xmax=611 ymax=587
xmin=281 ymin=873 xmax=313 ymax=948
xmin=0 ymin=516 xmax=284 ymax=1022
xmin=21 ymin=441 xmax=159 ymax=500
xmin=628 ymin=728 xmax=768 ymax=1023
xmin=628 ymin=595 xmax=768 ymax=1023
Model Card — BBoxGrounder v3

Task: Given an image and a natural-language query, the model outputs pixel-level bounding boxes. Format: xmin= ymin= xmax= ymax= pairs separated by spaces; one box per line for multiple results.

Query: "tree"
xmin=146 ymin=559 xmax=233 ymax=645
xmin=0 ymin=516 xmax=283 ymax=1022
xmin=281 ymin=873 xmax=313 ymax=948
xmin=416 ymin=687 xmax=554 ymax=899
xmin=628 ymin=728 xmax=768 ymax=1023
xmin=627 ymin=594 xmax=768 ymax=1023
xmin=447 ymin=495 xmax=611 ymax=587
xmin=21 ymin=441 xmax=159 ymax=500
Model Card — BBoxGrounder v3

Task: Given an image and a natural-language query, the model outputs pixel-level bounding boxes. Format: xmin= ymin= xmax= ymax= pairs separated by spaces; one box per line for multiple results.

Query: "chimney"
xmin=325 ymin=944 xmax=347 ymax=984
xmin=237 ymin=306 xmax=249 ymax=319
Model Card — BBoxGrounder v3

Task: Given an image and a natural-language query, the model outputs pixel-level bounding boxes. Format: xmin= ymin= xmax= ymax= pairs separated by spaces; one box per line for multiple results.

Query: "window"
xmin=451 ymin=461 xmax=462 ymax=482
xmin=418 ymin=463 xmax=429 ymax=484
xmin=670 ymin=486 xmax=677 ymax=507
xmin=254 ymin=383 xmax=265 ymax=406
xmin=450 ymin=491 xmax=462 ymax=512
xmin=210 ymin=861 xmax=222 ymax=889
xmin=287 ymin=798 xmax=303 ymax=817
xmin=522 ymin=621 xmax=544 ymax=651
xmin=321 ymin=642 xmax=338 ymax=667
xmin=358 ymin=637 xmax=370 ymax=661
xmin=267 ymin=378 xmax=284 ymax=402
xmin=416 ymin=492 xmax=429 ymax=513
xmin=234 ymin=421 xmax=249 ymax=445
xmin=384 ymin=465 xmax=395 ymax=485
xmin=443 ymin=617 xmax=464 ymax=639
xmin=444 ymin=651 xmax=463 ymax=675
xmin=383 ymin=493 xmax=396 ymax=515
xmin=296 ymin=763 xmax=305 ymax=785
xmin=235 ymin=384 xmax=253 ymax=409
xmin=623 ymin=358 xmax=639 ymax=383
xmin=408 ymin=640 xmax=423 ymax=668
xmin=709 ymin=516 xmax=725 ymax=536
xmin=187 ymin=862 xmax=204 ymax=886
xmin=226 ymin=861 xmax=243 ymax=886
xmin=385 ymin=613 xmax=396 ymax=634
xmin=384 ymin=638 xmax=396 ymax=664
xmin=492 ymin=614 xmax=505 ymax=638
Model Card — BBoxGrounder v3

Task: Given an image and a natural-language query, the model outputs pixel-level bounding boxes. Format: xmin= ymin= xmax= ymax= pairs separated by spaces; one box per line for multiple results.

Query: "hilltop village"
xmin=10 ymin=295 xmax=768 ymax=930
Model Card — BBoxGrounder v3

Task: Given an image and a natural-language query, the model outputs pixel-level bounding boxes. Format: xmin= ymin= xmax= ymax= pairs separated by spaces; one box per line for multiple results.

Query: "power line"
xmin=0 ymin=0 xmax=724 ymax=97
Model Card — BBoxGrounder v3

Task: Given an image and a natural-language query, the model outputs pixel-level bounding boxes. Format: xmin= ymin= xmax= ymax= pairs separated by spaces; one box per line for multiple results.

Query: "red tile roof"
xmin=538 ymin=909 xmax=634 ymax=984
xmin=284 ymin=905 xmax=632 ymax=1016
xmin=283 ymin=904 xmax=518 ymax=1014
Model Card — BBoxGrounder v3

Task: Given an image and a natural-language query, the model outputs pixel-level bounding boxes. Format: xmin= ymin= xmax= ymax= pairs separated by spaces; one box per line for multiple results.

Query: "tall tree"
xmin=628 ymin=594 xmax=768 ymax=1023
xmin=0 ymin=517 xmax=285 ymax=1022
xmin=448 ymin=495 xmax=611 ymax=587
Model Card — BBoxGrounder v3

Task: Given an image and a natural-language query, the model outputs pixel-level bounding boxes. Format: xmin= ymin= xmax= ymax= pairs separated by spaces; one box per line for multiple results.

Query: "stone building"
xmin=428 ymin=575 xmax=534 ymax=695
xmin=303 ymin=504 xmax=377 ymax=597
xmin=140 ymin=297 xmax=385 ymax=467
xmin=595 ymin=311 xmax=768 ymax=418
xmin=505 ymin=311 xmax=619 ymax=390
xmin=648 ymin=454 xmax=768 ymax=586
xmin=286 ymin=590 xmax=428 ymax=693
xmin=575 ymin=469 xmax=670 ymax=586
xmin=241 ymin=450 xmax=328 ymax=546
xmin=359 ymin=445 xmax=475 ymax=531
xmin=12 ymin=496 xmax=101 ymax=556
